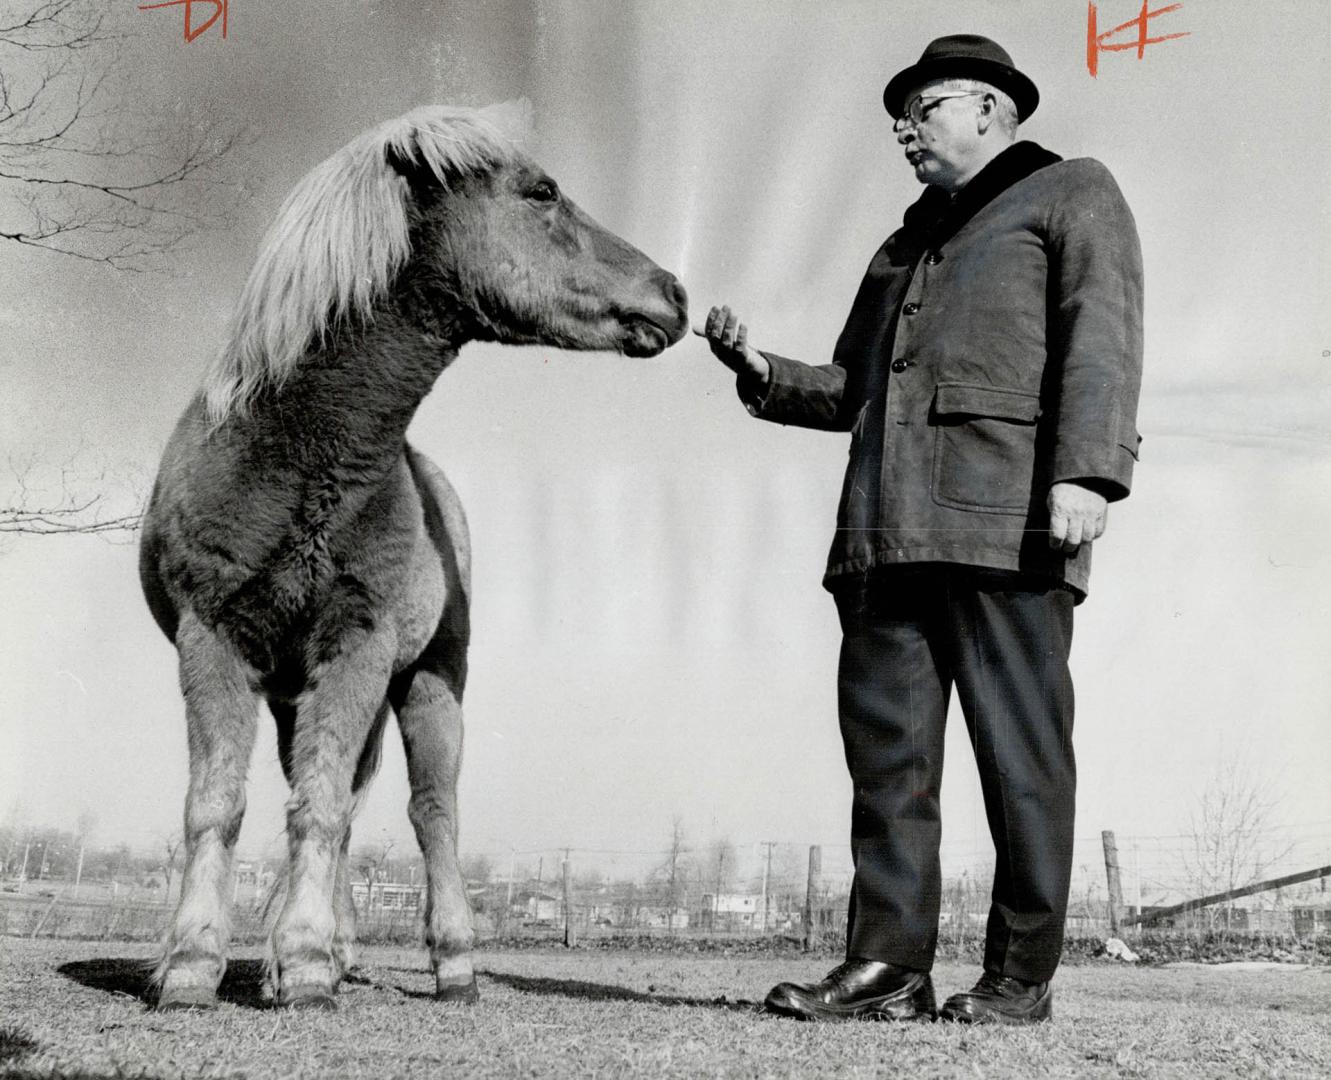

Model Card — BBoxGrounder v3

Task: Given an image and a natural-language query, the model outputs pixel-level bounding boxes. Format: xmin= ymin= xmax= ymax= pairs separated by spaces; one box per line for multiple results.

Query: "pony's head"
xmin=205 ymin=105 xmax=688 ymax=421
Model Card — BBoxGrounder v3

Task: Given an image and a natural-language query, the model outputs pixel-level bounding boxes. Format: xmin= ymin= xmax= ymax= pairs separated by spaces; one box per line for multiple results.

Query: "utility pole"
xmin=803 ymin=846 xmax=821 ymax=952
xmin=19 ymin=840 xmax=31 ymax=885
xmin=667 ymin=837 xmax=680 ymax=934
xmin=561 ymin=849 xmax=576 ymax=948
xmin=714 ymin=847 xmax=727 ymax=931
xmin=1101 ymin=830 xmax=1124 ymax=935
xmin=505 ymin=849 xmax=516 ymax=934
xmin=1132 ymin=839 xmax=1142 ymax=917
xmin=759 ymin=842 xmax=775 ymax=933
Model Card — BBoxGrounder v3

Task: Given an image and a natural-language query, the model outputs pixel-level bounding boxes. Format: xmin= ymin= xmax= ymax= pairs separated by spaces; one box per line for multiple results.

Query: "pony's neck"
xmin=257 ymin=307 xmax=468 ymax=480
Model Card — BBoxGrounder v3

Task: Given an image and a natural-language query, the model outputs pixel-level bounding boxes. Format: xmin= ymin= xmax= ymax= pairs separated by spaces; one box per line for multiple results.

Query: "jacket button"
xmin=924 ymin=251 xmax=943 ymax=265
xmin=890 ymin=358 xmax=913 ymax=373
xmin=902 ymin=302 xmax=920 ymax=316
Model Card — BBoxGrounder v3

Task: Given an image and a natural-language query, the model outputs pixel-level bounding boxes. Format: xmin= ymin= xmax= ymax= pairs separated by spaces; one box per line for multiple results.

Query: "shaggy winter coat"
xmin=745 ymin=141 xmax=1143 ymax=598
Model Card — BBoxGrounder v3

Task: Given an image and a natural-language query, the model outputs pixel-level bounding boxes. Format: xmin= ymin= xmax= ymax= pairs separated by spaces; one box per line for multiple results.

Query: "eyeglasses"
xmin=898 ymin=91 xmax=986 ymax=127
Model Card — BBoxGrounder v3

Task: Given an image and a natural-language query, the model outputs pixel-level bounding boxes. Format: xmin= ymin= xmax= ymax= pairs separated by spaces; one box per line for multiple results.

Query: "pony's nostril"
xmin=664 ymin=276 xmax=688 ymax=312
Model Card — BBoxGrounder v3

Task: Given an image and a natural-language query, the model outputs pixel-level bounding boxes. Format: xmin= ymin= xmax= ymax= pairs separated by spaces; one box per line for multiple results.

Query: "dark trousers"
xmin=834 ymin=565 xmax=1076 ymax=984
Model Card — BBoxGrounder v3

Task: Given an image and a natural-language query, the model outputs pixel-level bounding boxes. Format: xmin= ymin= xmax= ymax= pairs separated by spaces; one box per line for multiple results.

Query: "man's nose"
xmin=895 ymin=122 xmax=914 ymax=144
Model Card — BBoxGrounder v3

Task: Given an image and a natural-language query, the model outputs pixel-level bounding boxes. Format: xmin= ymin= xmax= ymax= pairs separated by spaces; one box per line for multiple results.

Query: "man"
xmin=699 ymin=35 xmax=1142 ymax=1024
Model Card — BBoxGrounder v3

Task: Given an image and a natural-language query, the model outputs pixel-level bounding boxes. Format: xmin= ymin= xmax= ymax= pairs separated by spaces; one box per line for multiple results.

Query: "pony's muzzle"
xmin=622 ymin=271 xmax=688 ymax=356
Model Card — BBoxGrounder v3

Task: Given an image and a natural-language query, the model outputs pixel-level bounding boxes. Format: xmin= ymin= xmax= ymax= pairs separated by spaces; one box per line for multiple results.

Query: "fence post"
xmin=1101 ymin=830 xmax=1124 ymax=935
xmin=803 ymin=845 xmax=821 ymax=951
xmin=30 ymin=891 xmax=62 ymax=938
xmin=562 ymin=852 xmax=576 ymax=948
xmin=503 ymin=849 xmax=515 ymax=937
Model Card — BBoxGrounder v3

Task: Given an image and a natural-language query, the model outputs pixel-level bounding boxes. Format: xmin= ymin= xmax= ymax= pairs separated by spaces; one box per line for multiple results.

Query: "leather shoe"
xmin=764 ymin=959 xmax=936 ymax=1021
xmin=940 ymin=972 xmax=1053 ymax=1024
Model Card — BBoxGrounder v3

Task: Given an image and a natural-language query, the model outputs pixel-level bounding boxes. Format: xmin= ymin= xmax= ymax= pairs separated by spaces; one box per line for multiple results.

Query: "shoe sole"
xmin=940 ymin=989 xmax=1052 ymax=1025
xmin=765 ymin=989 xmax=937 ymax=1023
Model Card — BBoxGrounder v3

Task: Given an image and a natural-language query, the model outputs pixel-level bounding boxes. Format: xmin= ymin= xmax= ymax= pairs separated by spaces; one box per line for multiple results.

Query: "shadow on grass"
xmin=56 ymin=960 xmax=764 ymax=1015
xmin=476 ymin=970 xmax=762 ymax=1014
xmin=57 ymin=958 xmax=270 ymax=1009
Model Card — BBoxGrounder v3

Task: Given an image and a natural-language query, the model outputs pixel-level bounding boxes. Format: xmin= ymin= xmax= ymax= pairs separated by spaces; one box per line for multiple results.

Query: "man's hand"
xmin=1047 ymin=481 xmax=1108 ymax=553
xmin=694 ymin=305 xmax=771 ymax=385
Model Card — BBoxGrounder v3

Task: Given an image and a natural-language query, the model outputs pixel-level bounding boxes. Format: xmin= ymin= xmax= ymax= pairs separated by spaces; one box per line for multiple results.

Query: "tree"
xmin=1 ymin=2 xmax=240 ymax=541
xmin=703 ymin=836 xmax=738 ymax=929
xmin=648 ymin=817 xmax=693 ymax=927
xmin=609 ymin=878 xmax=644 ymax=929
xmin=353 ymin=838 xmax=395 ymax=886
xmin=1 ymin=801 xmax=27 ymax=878
xmin=459 ymin=853 xmax=493 ymax=887
xmin=0 ymin=0 xmax=238 ymax=268
xmin=2 ymin=454 xmax=143 ymax=537
xmin=25 ymin=825 xmax=76 ymax=880
xmin=707 ymin=837 xmax=737 ymax=894
xmin=107 ymin=842 xmax=131 ymax=885
xmin=745 ymin=843 xmax=804 ymax=928
xmin=3 ymin=406 xmax=155 ymax=545
xmin=75 ymin=810 xmax=97 ymax=846
xmin=71 ymin=810 xmax=97 ymax=891
xmin=160 ymin=832 xmax=183 ymax=900
xmin=1185 ymin=754 xmax=1293 ymax=930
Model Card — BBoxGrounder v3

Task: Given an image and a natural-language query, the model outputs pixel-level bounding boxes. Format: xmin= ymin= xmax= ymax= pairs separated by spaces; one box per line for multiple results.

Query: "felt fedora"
xmin=883 ymin=35 xmax=1039 ymax=122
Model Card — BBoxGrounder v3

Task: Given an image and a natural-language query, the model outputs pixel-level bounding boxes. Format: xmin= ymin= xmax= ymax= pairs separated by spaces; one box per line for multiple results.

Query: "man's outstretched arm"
xmin=695 ymin=304 xmax=771 ymax=385
xmin=695 ymin=303 xmax=854 ymax=431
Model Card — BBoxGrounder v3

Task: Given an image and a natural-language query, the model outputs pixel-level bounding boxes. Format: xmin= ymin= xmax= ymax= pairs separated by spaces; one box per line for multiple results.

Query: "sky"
xmin=1 ymin=0 xmax=1329 ymax=902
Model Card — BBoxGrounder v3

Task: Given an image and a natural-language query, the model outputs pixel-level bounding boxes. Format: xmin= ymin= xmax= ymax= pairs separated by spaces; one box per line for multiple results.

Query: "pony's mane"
xmin=203 ymin=105 xmax=522 ymax=421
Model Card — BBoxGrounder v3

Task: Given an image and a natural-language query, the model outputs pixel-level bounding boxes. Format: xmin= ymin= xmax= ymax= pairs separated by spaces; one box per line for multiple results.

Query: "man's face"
xmin=895 ymin=79 xmax=984 ymax=192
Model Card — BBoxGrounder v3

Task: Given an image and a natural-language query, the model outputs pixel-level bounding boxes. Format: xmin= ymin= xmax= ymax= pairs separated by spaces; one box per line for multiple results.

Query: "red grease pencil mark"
xmin=138 ymin=0 xmax=228 ymax=43
xmin=1087 ymin=1 xmax=1189 ymax=77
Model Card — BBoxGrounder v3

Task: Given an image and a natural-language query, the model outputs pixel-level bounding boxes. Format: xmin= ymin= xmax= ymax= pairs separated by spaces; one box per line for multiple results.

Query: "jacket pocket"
xmin=930 ymin=383 xmax=1041 ymax=514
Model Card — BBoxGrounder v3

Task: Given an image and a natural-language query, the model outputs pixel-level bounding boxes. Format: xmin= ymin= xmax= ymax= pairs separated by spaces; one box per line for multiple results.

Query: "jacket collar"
xmin=887 ymin=140 xmax=1062 ymax=265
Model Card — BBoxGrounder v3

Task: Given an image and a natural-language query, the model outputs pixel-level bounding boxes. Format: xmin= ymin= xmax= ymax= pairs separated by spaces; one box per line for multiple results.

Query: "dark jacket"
xmin=744 ymin=142 xmax=1143 ymax=599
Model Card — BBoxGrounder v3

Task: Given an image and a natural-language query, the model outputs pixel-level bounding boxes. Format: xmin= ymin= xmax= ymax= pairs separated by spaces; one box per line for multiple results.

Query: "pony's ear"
xmin=384 ymin=137 xmax=437 ymax=194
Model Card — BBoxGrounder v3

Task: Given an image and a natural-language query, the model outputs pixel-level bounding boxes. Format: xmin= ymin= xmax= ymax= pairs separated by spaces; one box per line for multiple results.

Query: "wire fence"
xmin=3 ymin=825 xmax=1329 ymax=948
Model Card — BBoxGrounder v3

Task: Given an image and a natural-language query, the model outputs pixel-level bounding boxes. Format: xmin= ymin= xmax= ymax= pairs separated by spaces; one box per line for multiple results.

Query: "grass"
xmin=1 ymin=938 xmax=1329 ymax=1078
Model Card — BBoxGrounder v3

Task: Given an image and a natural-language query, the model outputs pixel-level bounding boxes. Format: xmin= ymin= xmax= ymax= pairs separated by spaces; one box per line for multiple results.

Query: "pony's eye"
xmin=527 ymin=179 xmax=559 ymax=204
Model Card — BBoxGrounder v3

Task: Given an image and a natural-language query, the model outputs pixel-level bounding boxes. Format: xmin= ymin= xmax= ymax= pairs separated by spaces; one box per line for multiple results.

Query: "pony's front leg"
xmin=333 ymin=700 xmax=390 ymax=979
xmin=331 ymin=825 xmax=357 ymax=979
xmin=391 ymin=665 xmax=476 ymax=1002
xmin=269 ymin=638 xmax=393 ymax=1010
xmin=155 ymin=614 xmax=258 ymax=1010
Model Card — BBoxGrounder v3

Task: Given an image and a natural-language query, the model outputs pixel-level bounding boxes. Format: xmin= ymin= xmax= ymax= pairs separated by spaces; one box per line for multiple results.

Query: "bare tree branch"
xmin=1 ymin=453 xmax=144 ymax=538
xmin=0 ymin=0 xmax=240 ymax=269
xmin=1185 ymin=754 xmax=1295 ymax=930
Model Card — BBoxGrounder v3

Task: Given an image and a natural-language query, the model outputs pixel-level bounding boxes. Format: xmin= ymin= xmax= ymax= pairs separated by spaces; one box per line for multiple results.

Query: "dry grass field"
xmin=2 ymin=938 xmax=1329 ymax=1078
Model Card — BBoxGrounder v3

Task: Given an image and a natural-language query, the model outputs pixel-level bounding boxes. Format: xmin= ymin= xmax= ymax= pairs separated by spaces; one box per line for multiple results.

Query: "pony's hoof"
xmin=435 ymin=975 xmax=479 ymax=1004
xmin=156 ymin=986 xmax=218 ymax=1012
xmin=277 ymin=985 xmax=338 ymax=1011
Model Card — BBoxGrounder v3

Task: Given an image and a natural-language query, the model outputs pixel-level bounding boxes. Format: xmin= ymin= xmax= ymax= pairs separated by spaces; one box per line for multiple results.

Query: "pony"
xmin=139 ymin=105 xmax=688 ymax=1010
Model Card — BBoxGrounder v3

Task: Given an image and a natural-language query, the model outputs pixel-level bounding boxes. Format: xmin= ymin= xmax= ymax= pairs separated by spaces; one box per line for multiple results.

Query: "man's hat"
xmin=883 ymin=34 xmax=1039 ymax=123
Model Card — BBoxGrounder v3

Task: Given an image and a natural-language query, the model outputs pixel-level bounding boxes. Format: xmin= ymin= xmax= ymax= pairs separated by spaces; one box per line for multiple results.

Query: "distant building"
xmin=1240 ymin=908 xmax=1294 ymax=934
xmin=700 ymin=892 xmax=761 ymax=931
xmin=640 ymin=907 xmax=689 ymax=930
xmin=1293 ymin=907 xmax=1331 ymax=936
xmin=351 ymin=881 xmax=426 ymax=913
xmin=234 ymin=861 xmax=275 ymax=890
xmin=524 ymin=892 xmax=560 ymax=924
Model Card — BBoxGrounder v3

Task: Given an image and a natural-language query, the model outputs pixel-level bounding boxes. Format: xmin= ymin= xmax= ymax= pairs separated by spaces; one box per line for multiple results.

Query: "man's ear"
xmin=975 ymin=93 xmax=996 ymax=135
